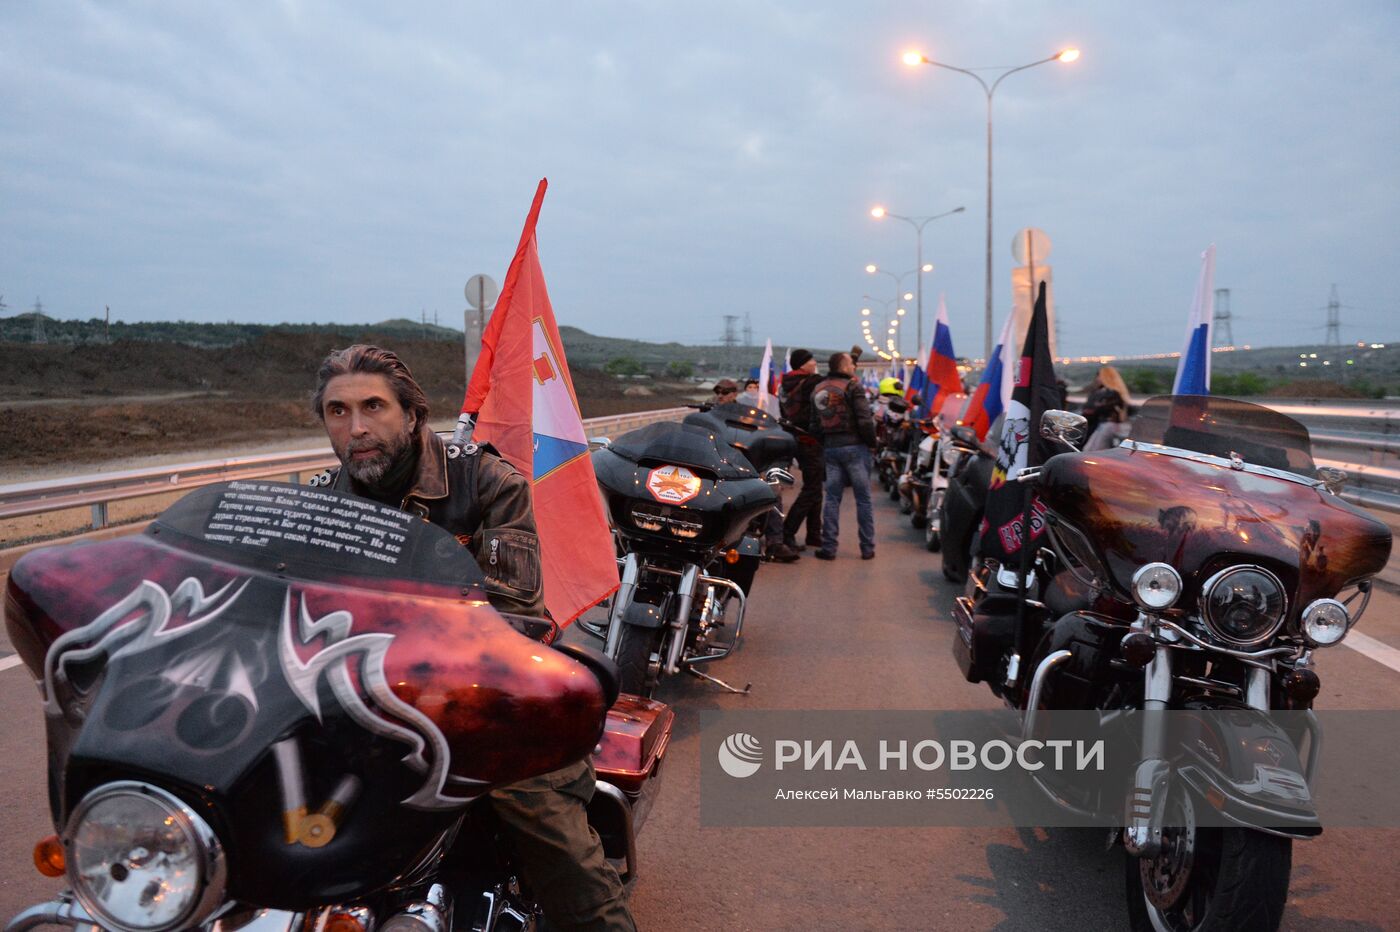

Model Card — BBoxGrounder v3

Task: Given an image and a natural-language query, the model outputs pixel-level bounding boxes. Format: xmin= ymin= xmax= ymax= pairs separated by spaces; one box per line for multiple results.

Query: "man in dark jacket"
xmin=809 ymin=351 xmax=878 ymax=560
xmin=311 ymin=344 xmax=634 ymax=932
xmin=778 ymin=348 xmax=825 ymax=550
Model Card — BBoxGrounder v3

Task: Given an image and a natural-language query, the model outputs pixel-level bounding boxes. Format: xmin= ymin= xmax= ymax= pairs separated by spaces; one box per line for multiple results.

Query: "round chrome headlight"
xmin=1131 ymin=563 xmax=1182 ymax=611
xmin=1301 ymin=598 xmax=1349 ymax=647
xmin=1201 ymin=565 xmax=1288 ymax=647
xmin=66 ymin=782 xmax=226 ymax=932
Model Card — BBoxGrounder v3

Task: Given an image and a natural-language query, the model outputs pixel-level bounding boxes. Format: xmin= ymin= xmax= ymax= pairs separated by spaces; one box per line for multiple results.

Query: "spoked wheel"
xmin=1125 ymin=787 xmax=1292 ymax=932
xmin=614 ymin=622 xmax=664 ymax=699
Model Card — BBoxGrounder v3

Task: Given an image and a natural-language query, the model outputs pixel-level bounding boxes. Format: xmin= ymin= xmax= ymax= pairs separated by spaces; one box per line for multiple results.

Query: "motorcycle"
xmin=896 ymin=393 xmax=969 ymax=539
xmin=588 ymin=402 xmax=795 ymax=697
xmin=4 ymin=479 xmax=672 ymax=932
xmin=933 ymin=423 xmax=995 ymax=580
xmin=950 ymin=395 xmax=1392 ymax=931
xmin=874 ymin=396 xmax=911 ymax=498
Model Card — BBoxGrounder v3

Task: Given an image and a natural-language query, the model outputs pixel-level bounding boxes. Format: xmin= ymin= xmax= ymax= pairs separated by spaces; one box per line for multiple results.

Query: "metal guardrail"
xmin=0 ymin=407 xmax=690 ymax=531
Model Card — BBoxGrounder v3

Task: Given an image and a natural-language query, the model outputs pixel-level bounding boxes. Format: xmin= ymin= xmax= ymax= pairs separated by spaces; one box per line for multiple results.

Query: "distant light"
xmin=921 ymin=263 xmax=933 ymax=272
xmin=865 ymin=264 xmax=878 ymax=274
xmin=902 ymin=51 xmax=926 ymax=66
xmin=1299 ymin=354 xmax=1307 ymax=359
xmin=871 ymin=206 xmax=886 ymax=218
xmin=897 ymin=308 xmax=907 ymax=316
xmin=861 ymin=307 xmax=871 ymax=316
xmin=1347 ymin=360 xmax=1355 ymax=365
xmin=903 ymin=292 xmax=914 ymax=301
xmin=1309 ymin=353 xmax=1318 ymax=359
xmin=1300 ymin=362 xmax=1307 ymax=367
xmin=1323 ymin=360 xmax=1331 ymax=365
xmin=1058 ymin=48 xmax=1081 ymax=63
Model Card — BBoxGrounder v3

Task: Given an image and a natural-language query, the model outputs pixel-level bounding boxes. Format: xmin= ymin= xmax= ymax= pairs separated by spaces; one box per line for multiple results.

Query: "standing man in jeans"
xmin=809 ymin=351 xmax=877 ymax=560
xmin=779 ymin=348 xmax=825 ymax=551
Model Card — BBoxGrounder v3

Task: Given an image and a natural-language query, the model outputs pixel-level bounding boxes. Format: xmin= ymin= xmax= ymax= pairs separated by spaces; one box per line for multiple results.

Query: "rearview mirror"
xmin=589 ymin=437 xmax=612 ymax=450
xmin=1040 ymin=410 xmax=1088 ymax=449
xmin=1315 ymin=466 xmax=1347 ymax=494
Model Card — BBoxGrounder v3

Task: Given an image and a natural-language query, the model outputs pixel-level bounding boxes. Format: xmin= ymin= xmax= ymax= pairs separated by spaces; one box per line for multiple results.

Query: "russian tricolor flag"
xmin=1172 ymin=244 xmax=1215 ymax=395
xmin=922 ymin=295 xmax=961 ymax=418
xmin=959 ymin=312 xmax=1014 ymax=441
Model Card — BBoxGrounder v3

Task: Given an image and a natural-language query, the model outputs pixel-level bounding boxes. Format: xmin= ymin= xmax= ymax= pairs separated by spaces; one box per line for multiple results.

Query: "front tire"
xmin=1125 ymin=788 xmax=1291 ymax=932
xmin=614 ymin=622 xmax=664 ymax=698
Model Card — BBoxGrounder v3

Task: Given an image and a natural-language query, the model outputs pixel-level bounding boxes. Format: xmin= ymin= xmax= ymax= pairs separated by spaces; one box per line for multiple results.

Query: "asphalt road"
xmin=2 ymin=487 xmax=1398 ymax=930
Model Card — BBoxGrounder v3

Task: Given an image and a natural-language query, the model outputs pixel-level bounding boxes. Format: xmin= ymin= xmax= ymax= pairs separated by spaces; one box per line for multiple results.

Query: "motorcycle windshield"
xmin=1127 ymin=395 xmax=1315 ymax=476
xmin=7 ymin=480 xmax=612 ymax=905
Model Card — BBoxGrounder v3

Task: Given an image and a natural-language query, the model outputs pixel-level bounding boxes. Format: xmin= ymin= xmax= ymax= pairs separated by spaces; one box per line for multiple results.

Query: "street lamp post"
xmin=903 ymin=47 xmax=1079 ymax=358
xmin=865 ymin=265 xmax=921 ymax=357
xmin=870 ymin=205 xmax=964 ymax=353
xmin=860 ymin=294 xmax=902 ymax=359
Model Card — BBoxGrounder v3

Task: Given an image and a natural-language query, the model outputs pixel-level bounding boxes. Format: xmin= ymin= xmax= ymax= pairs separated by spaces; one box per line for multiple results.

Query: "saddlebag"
xmin=589 ymin=695 xmax=674 ymax=878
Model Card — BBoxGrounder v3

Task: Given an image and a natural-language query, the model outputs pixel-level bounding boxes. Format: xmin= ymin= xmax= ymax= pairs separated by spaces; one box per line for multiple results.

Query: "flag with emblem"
xmin=977 ymin=281 xmax=1059 ymax=565
xmin=460 ymin=179 xmax=618 ymax=625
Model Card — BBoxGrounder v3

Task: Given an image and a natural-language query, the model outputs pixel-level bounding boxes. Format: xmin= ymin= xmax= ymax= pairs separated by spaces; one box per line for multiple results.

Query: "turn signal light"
xmin=33 ymin=835 xmax=64 ymax=877
xmin=724 ymin=549 xmax=740 ymax=565
xmin=324 ymin=910 xmax=370 ymax=932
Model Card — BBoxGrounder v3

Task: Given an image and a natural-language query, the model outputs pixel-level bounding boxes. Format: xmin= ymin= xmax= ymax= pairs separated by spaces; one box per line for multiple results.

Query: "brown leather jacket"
xmin=314 ymin=427 xmax=547 ymax=618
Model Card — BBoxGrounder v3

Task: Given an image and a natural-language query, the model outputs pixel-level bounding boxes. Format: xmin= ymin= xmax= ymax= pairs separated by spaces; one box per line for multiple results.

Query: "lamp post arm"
xmin=923 ymin=60 xmax=991 ymax=98
xmin=987 ymin=54 xmax=1062 ymax=96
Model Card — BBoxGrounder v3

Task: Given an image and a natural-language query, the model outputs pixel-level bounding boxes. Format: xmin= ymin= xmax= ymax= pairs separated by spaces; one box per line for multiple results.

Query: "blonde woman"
xmin=1082 ymin=365 xmax=1133 ymax=451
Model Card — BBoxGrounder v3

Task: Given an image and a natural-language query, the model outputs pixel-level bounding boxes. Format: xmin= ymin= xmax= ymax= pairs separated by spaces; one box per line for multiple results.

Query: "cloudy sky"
xmin=3 ymin=1 xmax=1398 ymax=358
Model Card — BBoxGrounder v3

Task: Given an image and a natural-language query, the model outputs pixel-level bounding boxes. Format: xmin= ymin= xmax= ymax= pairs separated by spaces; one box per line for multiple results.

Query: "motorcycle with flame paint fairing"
xmin=3 ymin=480 xmax=672 ymax=932
xmin=952 ymin=396 xmax=1392 ymax=932
xmin=587 ymin=402 xmax=795 ymax=697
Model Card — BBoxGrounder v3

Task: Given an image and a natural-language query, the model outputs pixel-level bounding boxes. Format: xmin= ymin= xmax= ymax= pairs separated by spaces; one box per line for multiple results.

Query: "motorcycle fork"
xmin=1124 ymin=616 xmax=1173 ymax=857
xmin=663 ymin=564 xmax=701 ymax=675
xmin=603 ymin=552 xmax=641 ymax=659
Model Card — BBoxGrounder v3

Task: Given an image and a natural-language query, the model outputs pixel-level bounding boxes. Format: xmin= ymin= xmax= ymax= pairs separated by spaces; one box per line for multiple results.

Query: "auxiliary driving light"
xmin=1131 ymin=563 xmax=1182 ymax=611
xmin=1301 ymin=598 xmax=1349 ymax=646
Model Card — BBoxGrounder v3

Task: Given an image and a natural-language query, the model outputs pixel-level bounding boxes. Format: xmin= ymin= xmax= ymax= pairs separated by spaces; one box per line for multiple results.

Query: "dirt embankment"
xmin=0 ymin=332 xmax=697 ymax=473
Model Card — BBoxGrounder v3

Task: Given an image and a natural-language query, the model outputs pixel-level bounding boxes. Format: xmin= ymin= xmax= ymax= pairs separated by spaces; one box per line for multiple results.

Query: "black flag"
xmin=977 ymin=280 xmax=1059 ymax=564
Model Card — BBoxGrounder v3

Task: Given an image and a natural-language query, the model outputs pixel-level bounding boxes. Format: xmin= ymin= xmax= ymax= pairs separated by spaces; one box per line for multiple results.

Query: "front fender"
xmin=1172 ymin=702 xmax=1321 ymax=838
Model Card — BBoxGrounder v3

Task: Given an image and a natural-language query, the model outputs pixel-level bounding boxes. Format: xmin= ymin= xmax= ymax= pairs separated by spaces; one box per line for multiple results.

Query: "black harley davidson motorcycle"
xmin=587 ymin=402 xmax=795 ymax=697
xmin=951 ymin=396 xmax=1391 ymax=931
xmin=4 ymin=480 xmax=672 ymax=932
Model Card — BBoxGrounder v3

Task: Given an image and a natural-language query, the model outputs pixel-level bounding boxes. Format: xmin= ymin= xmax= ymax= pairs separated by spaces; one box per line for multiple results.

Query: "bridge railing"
xmin=0 ymin=407 xmax=690 ymax=532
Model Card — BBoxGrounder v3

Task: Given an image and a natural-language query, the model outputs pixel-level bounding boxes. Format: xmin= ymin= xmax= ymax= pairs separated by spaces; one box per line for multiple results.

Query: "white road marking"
xmin=1343 ymin=630 xmax=1400 ymax=677
xmin=0 ymin=655 xmax=25 ymax=673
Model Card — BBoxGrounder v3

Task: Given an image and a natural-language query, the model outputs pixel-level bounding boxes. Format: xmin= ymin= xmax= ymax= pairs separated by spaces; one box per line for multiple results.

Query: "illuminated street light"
xmin=869 ymin=204 xmax=963 ymax=353
xmin=903 ymin=46 xmax=1080 ymax=357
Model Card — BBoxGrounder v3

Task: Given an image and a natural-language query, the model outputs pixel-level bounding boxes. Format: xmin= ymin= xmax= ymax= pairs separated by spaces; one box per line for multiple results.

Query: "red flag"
xmin=461 ymin=179 xmax=619 ymax=625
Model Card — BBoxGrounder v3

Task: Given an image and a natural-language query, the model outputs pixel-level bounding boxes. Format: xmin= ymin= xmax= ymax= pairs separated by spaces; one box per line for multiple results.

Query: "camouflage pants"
xmin=489 ymin=759 xmax=637 ymax=932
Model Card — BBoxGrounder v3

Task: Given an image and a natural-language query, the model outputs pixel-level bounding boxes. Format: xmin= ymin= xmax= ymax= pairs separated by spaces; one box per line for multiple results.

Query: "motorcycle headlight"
xmin=1131 ymin=563 xmax=1182 ymax=611
xmin=1201 ymin=566 xmax=1288 ymax=647
xmin=1301 ymin=598 xmax=1349 ymax=647
xmin=67 ymin=782 xmax=226 ymax=932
